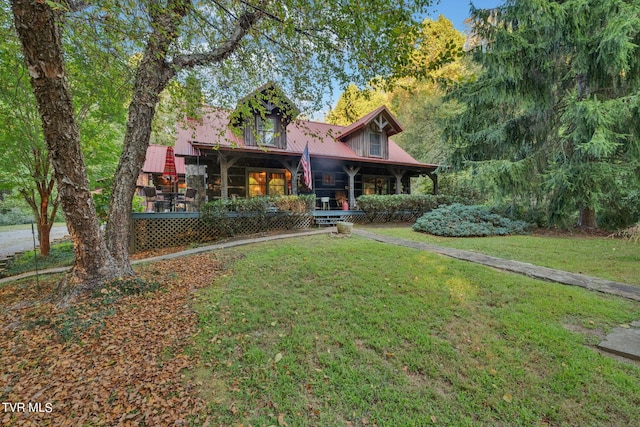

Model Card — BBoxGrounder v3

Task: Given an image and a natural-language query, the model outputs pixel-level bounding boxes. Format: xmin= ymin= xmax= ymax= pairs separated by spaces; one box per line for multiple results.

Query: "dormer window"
xmin=256 ymin=116 xmax=277 ymax=146
xmin=369 ymin=131 xmax=382 ymax=157
xmin=337 ymin=106 xmax=402 ymax=160
xmin=229 ymin=83 xmax=300 ymax=150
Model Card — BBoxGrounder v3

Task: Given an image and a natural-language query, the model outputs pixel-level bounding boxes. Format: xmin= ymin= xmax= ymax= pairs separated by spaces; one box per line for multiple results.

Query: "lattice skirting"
xmin=130 ymin=211 xmax=421 ymax=253
xmin=130 ymin=213 xmax=313 ymax=253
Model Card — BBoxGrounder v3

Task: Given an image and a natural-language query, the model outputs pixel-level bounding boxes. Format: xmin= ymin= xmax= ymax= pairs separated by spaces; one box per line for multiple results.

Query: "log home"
xmin=173 ymin=83 xmax=438 ymax=210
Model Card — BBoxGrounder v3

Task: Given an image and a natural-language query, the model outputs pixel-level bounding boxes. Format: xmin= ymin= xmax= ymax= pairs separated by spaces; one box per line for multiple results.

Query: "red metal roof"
xmin=174 ymin=108 xmax=437 ymax=169
xmin=142 ymin=145 xmax=185 ymax=174
xmin=336 ymin=105 xmax=403 ymax=141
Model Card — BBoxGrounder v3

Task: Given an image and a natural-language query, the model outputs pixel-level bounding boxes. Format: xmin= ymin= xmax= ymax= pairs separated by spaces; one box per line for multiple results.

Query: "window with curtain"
xmin=248 ymin=170 xmax=288 ymax=197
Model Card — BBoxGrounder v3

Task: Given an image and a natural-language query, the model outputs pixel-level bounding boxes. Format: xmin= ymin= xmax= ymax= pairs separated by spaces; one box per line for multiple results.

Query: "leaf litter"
xmin=0 ymin=252 xmax=240 ymax=426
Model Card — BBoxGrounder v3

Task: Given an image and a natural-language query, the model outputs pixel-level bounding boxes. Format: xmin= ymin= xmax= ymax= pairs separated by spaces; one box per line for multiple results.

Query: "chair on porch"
xmin=176 ymin=187 xmax=197 ymax=212
xmin=143 ymin=186 xmax=158 ymax=212
xmin=320 ymin=197 xmax=330 ymax=210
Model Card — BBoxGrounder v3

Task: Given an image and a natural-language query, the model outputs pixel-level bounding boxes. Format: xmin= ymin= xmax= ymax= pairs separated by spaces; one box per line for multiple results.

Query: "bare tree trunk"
xmin=578 ymin=205 xmax=597 ymax=229
xmin=11 ymin=0 xmax=118 ymax=291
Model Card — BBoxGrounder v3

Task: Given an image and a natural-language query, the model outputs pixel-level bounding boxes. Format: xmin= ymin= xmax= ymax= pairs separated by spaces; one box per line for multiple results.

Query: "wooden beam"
xmin=280 ymin=159 xmax=300 ymax=195
xmin=218 ymin=153 xmax=239 ymax=199
xmin=374 ymin=115 xmax=389 ymax=132
xmin=389 ymin=168 xmax=404 ymax=194
xmin=342 ymin=165 xmax=360 ymax=208
xmin=427 ymin=172 xmax=438 ymax=195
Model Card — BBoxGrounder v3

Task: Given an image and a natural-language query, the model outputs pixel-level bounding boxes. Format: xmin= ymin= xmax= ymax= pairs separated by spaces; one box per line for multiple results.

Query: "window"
xmin=256 ymin=116 xmax=277 ymax=146
xmin=248 ymin=171 xmax=267 ymax=197
xmin=363 ymin=176 xmax=389 ymax=195
xmin=248 ymin=169 xmax=289 ymax=197
xmin=369 ymin=132 xmax=382 ymax=157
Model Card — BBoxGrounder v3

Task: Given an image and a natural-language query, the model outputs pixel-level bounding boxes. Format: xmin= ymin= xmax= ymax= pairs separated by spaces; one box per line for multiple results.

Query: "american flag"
xmin=300 ymin=143 xmax=312 ymax=190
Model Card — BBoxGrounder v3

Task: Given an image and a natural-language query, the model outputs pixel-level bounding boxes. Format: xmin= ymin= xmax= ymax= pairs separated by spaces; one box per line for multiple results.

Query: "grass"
xmin=3 ymin=241 xmax=74 ymax=276
xmin=362 ymin=224 xmax=640 ymax=285
xmin=188 ymin=234 xmax=640 ymax=426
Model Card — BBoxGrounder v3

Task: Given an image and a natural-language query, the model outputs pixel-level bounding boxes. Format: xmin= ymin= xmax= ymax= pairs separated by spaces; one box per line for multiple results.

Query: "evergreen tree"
xmin=446 ymin=0 xmax=640 ymax=228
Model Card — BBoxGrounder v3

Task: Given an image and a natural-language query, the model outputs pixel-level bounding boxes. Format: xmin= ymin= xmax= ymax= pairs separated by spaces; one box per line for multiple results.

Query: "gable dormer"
xmin=229 ymin=83 xmax=299 ymax=150
xmin=336 ymin=106 xmax=402 ymax=160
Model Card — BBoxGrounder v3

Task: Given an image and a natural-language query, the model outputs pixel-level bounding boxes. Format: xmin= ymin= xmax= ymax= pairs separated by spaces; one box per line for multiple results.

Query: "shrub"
xmin=413 ymin=203 xmax=530 ymax=237
xmin=356 ymin=194 xmax=459 ymax=216
xmin=598 ymin=189 xmax=640 ymax=230
xmin=0 ymin=207 xmax=34 ymax=226
xmin=200 ymin=195 xmax=315 ymax=237
xmin=490 ymin=202 xmax=548 ymax=228
xmin=270 ymin=195 xmax=315 ymax=213
xmin=3 ymin=241 xmax=74 ymax=277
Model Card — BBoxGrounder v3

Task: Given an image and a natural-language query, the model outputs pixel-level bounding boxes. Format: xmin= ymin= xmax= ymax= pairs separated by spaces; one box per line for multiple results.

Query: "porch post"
xmin=219 ymin=153 xmax=239 ymax=200
xmin=280 ymin=160 xmax=299 ymax=195
xmin=342 ymin=165 xmax=360 ymax=209
xmin=390 ymin=168 xmax=404 ymax=194
xmin=427 ymin=172 xmax=438 ymax=195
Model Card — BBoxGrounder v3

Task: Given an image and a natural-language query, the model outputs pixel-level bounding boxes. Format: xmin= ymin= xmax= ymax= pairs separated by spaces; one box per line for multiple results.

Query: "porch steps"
xmin=314 ymin=212 xmax=347 ymax=226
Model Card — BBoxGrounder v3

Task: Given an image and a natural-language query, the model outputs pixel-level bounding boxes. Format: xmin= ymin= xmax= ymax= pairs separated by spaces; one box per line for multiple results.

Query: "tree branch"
xmin=66 ymin=1 xmax=89 ymax=12
xmin=170 ymin=9 xmax=262 ymax=71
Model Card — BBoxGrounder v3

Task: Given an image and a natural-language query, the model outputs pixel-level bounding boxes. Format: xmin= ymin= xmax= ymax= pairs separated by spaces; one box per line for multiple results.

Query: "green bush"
xmin=413 ymin=203 xmax=530 ymax=237
xmin=491 ymin=202 xmax=548 ymax=228
xmin=356 ymin=194 xmax=459 ymax=216
xmin=200 ymin=195 xmax=315 ymax=237
xmin=0 ymin=207 xmax=34 ymax=226
xmin=598 ymin=189 xmax=640 ymax=230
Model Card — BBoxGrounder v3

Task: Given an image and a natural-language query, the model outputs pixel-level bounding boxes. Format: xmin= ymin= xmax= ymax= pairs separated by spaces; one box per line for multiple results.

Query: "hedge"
xmin=200 ymin=195 xmax=315 ymax=237
xmin=356 ymin=194 xmax=460 ymax=214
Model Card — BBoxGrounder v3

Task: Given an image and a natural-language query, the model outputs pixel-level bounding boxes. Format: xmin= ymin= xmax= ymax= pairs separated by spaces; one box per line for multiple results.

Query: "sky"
xmin=426 ymin=0 xmax=504 ymax=33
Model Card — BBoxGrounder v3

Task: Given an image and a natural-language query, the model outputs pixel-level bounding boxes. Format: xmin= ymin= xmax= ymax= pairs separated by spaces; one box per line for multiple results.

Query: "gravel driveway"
xmin=0 ymin=225 xmax=69 ymax=258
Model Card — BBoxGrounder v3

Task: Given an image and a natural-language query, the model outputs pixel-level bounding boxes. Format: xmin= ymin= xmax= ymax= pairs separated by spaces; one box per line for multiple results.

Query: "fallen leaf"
xmin=277 ymin=413 xmax=288 ymax=426
xmin=274 ymin=352 xmax=283 ymax=363
xmin=503 ymin=393 xmax=513 ymax=403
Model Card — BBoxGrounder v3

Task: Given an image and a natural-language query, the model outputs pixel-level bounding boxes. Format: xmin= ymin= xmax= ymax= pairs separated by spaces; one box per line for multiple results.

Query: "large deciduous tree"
xmin=0 ymin=14 xmax=58 ymax=256
xmin=10 ymin=0 xmax=436 ymax=296
xmin=445 ymin=0 xmax=640 ymax=228
xmin=1 ymin=3 xmax=129 ymax=257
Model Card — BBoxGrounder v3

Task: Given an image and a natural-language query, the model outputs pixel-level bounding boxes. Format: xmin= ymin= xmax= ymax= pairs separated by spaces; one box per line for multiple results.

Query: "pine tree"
xmin=446 ymin=0 xmax=640 ymax=228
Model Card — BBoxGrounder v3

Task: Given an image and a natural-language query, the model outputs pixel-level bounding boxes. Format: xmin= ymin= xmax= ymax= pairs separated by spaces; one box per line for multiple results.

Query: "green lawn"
xmin=188 ymin=234 xmax=640 ymax=426
xmin=361 ymin=224 xmax=640 ymax=285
